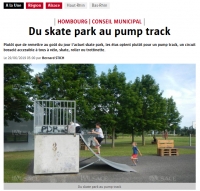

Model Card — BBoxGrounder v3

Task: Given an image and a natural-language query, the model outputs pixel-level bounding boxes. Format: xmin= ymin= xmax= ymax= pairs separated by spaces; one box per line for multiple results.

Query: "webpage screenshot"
xmin=1 ymin=0 xmax=199 ymax=190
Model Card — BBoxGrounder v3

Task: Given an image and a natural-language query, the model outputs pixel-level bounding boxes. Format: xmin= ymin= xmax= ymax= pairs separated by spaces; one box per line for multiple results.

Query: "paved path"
xmin=24 ymin=155 xmax=195 ymax=183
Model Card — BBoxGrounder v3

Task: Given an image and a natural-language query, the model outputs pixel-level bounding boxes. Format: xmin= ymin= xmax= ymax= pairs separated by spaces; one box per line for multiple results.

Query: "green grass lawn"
xmin=4 ymin=151 xmax=34 ymax=183
xmin=4 ymin=136 xmax=195 ymax=182
xmin=80 ymin=136 xmax=196 ymax=157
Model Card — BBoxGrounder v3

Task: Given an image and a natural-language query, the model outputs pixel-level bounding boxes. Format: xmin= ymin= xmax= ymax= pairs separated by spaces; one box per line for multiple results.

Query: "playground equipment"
xmin=33 ymin=100 xmax=135 ymax=174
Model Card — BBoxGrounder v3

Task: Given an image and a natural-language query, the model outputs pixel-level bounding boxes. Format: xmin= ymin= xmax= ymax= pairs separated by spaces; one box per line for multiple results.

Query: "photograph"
xmin=4 ymin=63 xmax=196 ymax=185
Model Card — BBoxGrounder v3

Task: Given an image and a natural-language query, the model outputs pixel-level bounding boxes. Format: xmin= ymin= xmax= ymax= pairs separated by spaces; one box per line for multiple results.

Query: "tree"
xmin=175 ymin=126 xmax=181 ymax=135
xmin=132 ymin=75 xmax=167 ymax=145
xmin=117 ymin=82 xmax=142 ymax=142
xmin=35 ymin=64 xmax=98 ymax=127
xmin=97 ymin=65 xmax=127 ymax=147
xmin=165 ymin=97 xmax=183 ymax=133
xmin=4 ymin=64 xmax=34 ymax=125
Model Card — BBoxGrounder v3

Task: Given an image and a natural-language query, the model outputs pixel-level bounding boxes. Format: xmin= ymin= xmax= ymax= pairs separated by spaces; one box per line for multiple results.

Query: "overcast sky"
xmin=30 ymin=64 xmax=196 ymax=128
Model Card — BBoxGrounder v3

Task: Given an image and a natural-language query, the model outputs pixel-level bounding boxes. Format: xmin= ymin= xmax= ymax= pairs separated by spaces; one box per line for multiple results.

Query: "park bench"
xmin=157 ymin=140 xmax=179 ymax=156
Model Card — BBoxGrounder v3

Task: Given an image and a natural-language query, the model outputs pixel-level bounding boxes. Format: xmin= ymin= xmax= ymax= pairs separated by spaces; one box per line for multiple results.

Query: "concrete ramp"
xmin=80 ymin=134 xmax=136 ymax=172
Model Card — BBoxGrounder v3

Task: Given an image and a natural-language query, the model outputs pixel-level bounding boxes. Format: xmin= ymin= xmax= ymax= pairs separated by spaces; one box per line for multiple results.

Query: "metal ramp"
xmin=80 ymin=134 xmax=136 ymax=172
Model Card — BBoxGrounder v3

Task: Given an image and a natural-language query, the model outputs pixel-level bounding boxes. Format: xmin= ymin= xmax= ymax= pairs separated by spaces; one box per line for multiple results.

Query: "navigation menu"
xmin=3 ymin=2 xmax=111 ymax=10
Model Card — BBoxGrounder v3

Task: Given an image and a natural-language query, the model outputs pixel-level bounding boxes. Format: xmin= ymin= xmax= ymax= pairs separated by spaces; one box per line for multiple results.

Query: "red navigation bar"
xmin=46 ymin=2 xmax=62 ymax=9
xmin=26 ymin=2 xmax=43 ymax=9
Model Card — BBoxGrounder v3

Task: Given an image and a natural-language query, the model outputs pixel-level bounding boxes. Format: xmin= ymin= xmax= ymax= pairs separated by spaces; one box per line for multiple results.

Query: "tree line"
xmin=4 ymin=64 xmax=183 ymax=146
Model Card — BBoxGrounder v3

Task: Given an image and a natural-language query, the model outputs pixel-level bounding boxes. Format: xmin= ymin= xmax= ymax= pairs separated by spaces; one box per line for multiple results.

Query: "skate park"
xmin=22 ymin=100 xmax=195 ymax=184
xmin=4 ymin=99 xmax=196 ymax=190
xmin=33 ymin=100 xmax=135 ymax=174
